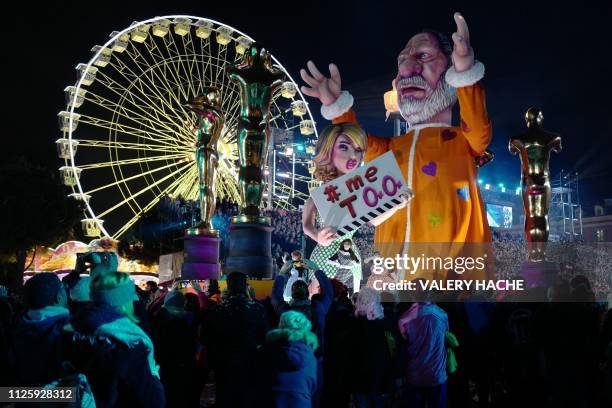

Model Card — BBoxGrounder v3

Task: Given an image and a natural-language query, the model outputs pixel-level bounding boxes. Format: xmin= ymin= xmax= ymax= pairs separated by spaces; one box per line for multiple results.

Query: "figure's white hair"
xmin=354 ymin=287 xmax=384 ymax=320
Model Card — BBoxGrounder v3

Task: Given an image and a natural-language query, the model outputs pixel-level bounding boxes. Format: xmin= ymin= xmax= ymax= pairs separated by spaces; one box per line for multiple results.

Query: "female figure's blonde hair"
xmin=313 ymin=122 xmax=367 ymax=182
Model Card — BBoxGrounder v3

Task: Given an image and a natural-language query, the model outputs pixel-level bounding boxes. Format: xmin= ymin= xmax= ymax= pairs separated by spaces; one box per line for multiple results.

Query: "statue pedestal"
xmin=520 ymin=260 xmax=558 ymax=289
xmin=225 ymin=222 xmax=274 ymax=279
xmin=181 ymin=235 xmax=221 ymax=280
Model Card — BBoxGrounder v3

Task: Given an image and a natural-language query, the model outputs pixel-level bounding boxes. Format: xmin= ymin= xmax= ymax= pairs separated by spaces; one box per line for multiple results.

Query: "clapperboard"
xmin=311 ymin=151 xmax=410 ymax=236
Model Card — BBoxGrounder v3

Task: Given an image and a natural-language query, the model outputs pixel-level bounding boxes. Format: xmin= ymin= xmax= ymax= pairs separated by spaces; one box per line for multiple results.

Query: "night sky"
xmin=4 ymin=0 xmax=611 ymax=213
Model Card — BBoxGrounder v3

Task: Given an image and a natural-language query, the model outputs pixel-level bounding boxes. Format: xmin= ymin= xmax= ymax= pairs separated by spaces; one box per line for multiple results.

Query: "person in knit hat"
xmin=259 ymin=310 xmax=318 ymax=408
xmin=162 ymin=290 xmax=185 ymax=314
xmin=65 ymin=272 xmax=165 ymax=407
xmin=13 ymin=273 xmax=70 ymax=385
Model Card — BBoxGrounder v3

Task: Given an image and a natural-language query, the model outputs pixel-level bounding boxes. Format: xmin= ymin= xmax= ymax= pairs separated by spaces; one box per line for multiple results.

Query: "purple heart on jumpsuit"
xmin=422 ymin=161 xmax=437 ymax=176
xmin=442 ymin=129 xmax=457 ymax=141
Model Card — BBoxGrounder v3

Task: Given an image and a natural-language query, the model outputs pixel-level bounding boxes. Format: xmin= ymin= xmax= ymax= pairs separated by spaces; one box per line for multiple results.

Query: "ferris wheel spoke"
xmin=123 ymin=42 xmax=190 ymax=115
xmin=84 ymin=159 xmax=192 ymax=195
xmin=108 ymin=53 xmax=190 ymax=126
xmin=186 ymin=32 xmax=205 ymax=96
xmin=186 ymin=183 xmax=199 ymax=200
xmin=168 ymin=164 xmax=197 ymax=197
xmin=214 ymin=45 xmax=229 ymax=86
xmin=198 ymin=38 xmax=211 ymax=84
xmin=223 ymin=85 xmax=241 ymax=114
xmin=268 ymin=112 xmax=284 ymax=125
xmin=108 ymin=62 xmax=195 ymax=146
xmin=153 ymin=161 xmax=198 ymax=200
xmin=112 ymin=217 xmax=140 ymax=239
xmin=292 ymin=190 xmax=309 ymax=200
xmin=274 ymin=180 xmax=308 ymax=200
xmin=292 ymin=175 xmax=312 ymax=183
xmin=137 ymin=67 xmax=196 ymax=144
xmin=77 ymin=153 xmax=188 ymax=171
xmin=221 ymin=126 xmax=237 ymax=148
xmin=82 ymin=92 xmax=187 ymax=145
xmin=176 ymin=171 xmax=198 ymax=200
xmin=220 ymin=95 xmax=241 ymax=143
xmin=74 ymin=139 xmax=185 ymax=154
xmin=215 ymin=170 xmax=229 ymax=199
xmin=177 ymin=34 xmax=199 ymax=98
xmin=285 ymin=123 xmax=302 ymax=132
xmin=218 ymin=50 xmax=237 ymax=102
xmin=112 ymin=164 xmax=198 ymax=238
xmin=78 ymin=115 xmax=185 ymax=148
xmin=202 ymin=39 xmax=217 ymax=86
xmin=223 ymin=169 xmax=240 ymax=201
xmin=111 ymin=159 xmax=192 ymax=216
xmin=157 ymin=33 xmax=198 ymax=102
xmin=271 ymin=98 xmax=291 ymax=129
xmin=117 ymin=86 xmax=193 ymax=145
xmin=97 ymin=160 xmax=193 ymax=219
xmin=95 ymin=69 xmax=191 ymax=141
xmin=158 ymin=35 xmax=191 ymax=100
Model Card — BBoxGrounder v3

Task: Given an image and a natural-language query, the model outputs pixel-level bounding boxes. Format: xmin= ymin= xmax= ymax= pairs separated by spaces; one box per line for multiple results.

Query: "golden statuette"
xmin=509 ymin=108 xmax=562 ymax=261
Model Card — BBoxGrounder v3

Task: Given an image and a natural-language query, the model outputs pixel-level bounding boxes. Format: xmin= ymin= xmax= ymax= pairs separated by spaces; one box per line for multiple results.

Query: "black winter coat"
xmin=65 ymin=304 xmax=165 ymax=408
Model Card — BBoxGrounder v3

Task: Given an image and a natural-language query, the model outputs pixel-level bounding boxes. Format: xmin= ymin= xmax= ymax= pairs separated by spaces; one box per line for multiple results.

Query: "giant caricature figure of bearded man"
xmin=301 ymin=13 xmax=492 ymax=280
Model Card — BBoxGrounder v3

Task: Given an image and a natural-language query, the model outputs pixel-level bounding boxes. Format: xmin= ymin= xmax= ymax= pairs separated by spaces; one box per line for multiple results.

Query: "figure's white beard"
xmin=397 ymin=74 xmax=457 ymax=126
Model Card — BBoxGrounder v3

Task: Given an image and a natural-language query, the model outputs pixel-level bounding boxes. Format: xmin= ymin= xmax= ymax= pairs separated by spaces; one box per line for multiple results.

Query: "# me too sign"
xmin=311 ymin=151 xmax=410 ymax=236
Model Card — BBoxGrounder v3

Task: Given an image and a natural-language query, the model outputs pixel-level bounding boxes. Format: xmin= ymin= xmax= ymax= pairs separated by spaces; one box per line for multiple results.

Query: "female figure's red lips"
xmin=346 ymin=159 xmax=357 ymax=170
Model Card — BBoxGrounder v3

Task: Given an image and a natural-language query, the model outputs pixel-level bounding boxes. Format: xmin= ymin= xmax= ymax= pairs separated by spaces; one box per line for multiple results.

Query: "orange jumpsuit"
xmin=333 ymin=83 xmax=493 ymax=279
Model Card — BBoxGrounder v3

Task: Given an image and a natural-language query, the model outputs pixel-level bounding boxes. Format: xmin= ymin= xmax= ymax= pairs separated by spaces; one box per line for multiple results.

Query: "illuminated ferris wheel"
xmin=56 ymin=15 xmax=318 ymax=239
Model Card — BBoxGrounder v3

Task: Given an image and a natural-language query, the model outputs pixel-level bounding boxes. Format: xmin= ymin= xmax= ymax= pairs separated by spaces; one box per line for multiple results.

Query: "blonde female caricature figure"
xmin=303 ymin=122 xmax=409 ymax=292
xmin=302 ymin=122 xmax=365 ymax=291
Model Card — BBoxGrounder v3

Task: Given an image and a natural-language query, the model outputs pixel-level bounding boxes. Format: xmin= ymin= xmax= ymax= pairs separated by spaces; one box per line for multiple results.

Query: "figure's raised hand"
xmin=300 ymin=61 xmax=343 ymax=106
xmin=316 ymin=225 xmax=338 ymax=246
xmin=451 ymin=12 xmax=475 ymax=72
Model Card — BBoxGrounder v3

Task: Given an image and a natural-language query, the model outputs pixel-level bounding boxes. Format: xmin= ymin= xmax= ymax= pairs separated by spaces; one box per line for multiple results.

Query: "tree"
xmin=0 ymin=157 xmax=83 ymax=290
xmin=118 ymin=210 xmax=165 ymax=266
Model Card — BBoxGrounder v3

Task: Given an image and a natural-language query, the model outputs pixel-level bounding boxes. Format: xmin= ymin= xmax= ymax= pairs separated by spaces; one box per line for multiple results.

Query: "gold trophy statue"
xmin=184 ymin=88 xmax=224 ymax=236
xmin=227 ymin=44 xmax=284 ymax=224
xmin=180 ymin=88 xmax=225 ymax=280
xmin=509 ymin=108 xmax=561 ymax=286
xmin=225 ymin=44 xmax=285 ymax=278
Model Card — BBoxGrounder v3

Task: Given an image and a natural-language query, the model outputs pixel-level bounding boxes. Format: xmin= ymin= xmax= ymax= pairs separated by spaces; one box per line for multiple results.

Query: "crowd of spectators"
xmin=267 ymin=209 xmax=303 ymax=264
xmin=491 ymin=229 xmax=612 ymax=299
xmin=1 ymin=263 xmax=612 ymax=407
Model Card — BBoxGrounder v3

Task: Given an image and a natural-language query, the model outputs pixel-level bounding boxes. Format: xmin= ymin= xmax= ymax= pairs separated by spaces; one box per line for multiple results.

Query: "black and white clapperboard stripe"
xmin=337 ymin=197 xmax=403 ymax=237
